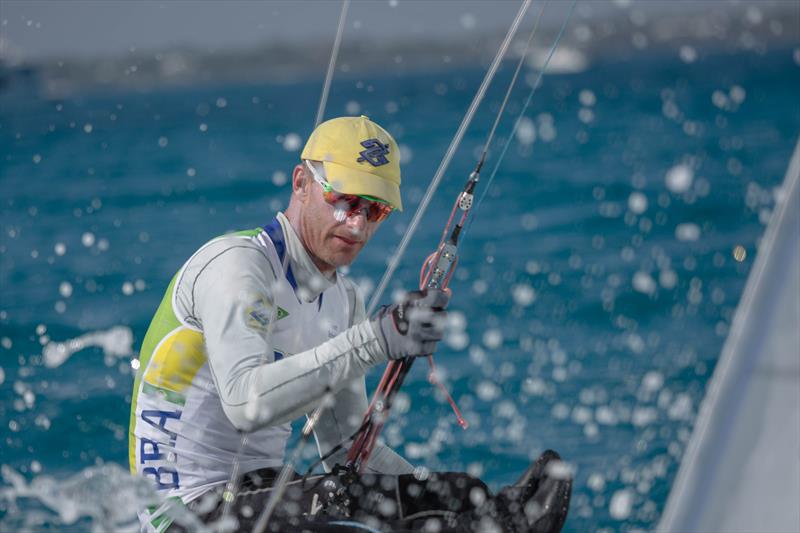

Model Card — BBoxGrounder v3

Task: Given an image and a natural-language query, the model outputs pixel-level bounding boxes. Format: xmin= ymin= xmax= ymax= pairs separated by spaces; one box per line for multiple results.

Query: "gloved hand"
xmin=370 ymin=289 xmax=450 ymax=360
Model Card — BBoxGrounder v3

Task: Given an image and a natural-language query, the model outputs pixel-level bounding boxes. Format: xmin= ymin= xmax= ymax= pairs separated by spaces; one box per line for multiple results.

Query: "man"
xmin=129 ymin=116 xmax=571 ymax=532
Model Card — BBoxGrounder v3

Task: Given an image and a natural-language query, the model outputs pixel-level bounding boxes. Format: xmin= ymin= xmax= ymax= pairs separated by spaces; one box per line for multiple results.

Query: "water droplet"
xmin=665 ymin=164 xmax=693 ymax=193
xmin=733 ymin=245 xmax=747 ymax=262
xmin=632 ymin=271 xmax=656 ymax=295
xmin=482 ymin=329 xmax=503 ymax=349
xmin=675 ymin=222 xmax=701 ymax=242
xmin=271 ymin=171 xmax=288 ymax=187
xmin=628 ymin=191 xmax=648 ymax=214
xmin=476 ymin=380 xmax=500 ymax=401
xmin=641 ymin=371 xmax=664 ymax=393
xmin=511 ymin=284 xmax=536 ymax=307
xmin=399 ymin=144 xmax=413 ymax=164
xmin=459 ymin=12 xmax=476 ymax=30
xmin=516 ymin=117 xmax=536 ymax=145
xmin=158 ymin=136 xmax=168 ymax=148
xmin=59 ymin=281 xmax=73 ymax=298
xmin=122 ymin=282 xmax=135 ymax=296
xmin=659 ymin=269 xmax=678 ymax=289
xmin=520 ymin=213 xmax=538 ymax=231
xmin=587 ymin=473 xmax=605 ymax=492
xmin=283 ymin=133 xmax=302 ymax=151
xmin=345 ymin=101 xmax=361 ymax=115
xmin=729 ymin=85 xmax=746 ymax=105
xmin=81 ymin=232 xmax=95 ymax=247
xmin=578 ymin=89 xmax=596 ymax=107
xmin=609 ymin=489 xmax=634 ymax=519
xmin=679 ymin=45 xmax=697 ymax=63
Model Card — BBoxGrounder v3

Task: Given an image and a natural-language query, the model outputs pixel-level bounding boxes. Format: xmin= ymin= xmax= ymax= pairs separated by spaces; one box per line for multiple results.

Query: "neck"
xmin=283 ymin=207 xmax=336 ymax=277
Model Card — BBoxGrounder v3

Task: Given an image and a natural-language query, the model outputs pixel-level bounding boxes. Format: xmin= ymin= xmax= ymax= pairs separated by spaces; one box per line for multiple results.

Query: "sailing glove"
xmin=370 ymin=289 xmax=450 ymax=360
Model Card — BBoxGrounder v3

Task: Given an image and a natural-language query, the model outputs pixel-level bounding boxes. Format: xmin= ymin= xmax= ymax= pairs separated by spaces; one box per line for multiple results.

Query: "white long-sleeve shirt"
xmin=129 ymin=213 xmax=412 ymax=529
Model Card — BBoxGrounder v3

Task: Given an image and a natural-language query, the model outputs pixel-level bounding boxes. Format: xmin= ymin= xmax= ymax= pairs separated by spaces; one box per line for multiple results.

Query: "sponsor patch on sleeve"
xmin=244 ymin=295 xmax=289 ymax=333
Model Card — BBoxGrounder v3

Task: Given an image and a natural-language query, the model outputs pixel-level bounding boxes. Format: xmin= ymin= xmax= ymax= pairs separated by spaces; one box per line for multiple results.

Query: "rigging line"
xmin=316 ymin=0 xmax=351 ymax=127
xmin=231 ymin=1 xmax=349 ymax=522
xmin=477 ymin=0 xmax=548 ymax=172
xmin=366 ymin=0 xmax=533 ymax=315
xmin=468 ymin=0 xmax=577 ymax=233
xmin=220 ymin=244 xmax=292 ymax=524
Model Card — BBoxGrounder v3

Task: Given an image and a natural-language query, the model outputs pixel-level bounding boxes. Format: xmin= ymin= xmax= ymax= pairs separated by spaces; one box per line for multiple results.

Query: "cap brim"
xmin=321 ymin=161 xmax=403 ymax=212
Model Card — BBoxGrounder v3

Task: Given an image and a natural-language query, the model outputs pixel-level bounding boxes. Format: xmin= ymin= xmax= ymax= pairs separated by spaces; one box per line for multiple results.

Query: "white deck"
xmin=658 ymin=140 xmax=800 ymax=533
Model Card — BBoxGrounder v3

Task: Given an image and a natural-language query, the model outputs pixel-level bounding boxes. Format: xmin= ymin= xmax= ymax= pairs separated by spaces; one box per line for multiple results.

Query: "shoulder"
xmin=173 ymin=231 xmax=279 ymax=318
xmin=186 ymin=234 xmax=274 ymax=279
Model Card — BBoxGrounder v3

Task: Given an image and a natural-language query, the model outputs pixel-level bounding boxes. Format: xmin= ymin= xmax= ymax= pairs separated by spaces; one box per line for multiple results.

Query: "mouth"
xmin=334 ymin=235 xmax=361 ymax=246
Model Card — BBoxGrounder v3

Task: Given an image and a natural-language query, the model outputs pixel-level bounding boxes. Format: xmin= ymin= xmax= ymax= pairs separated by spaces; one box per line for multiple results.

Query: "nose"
xmin=345 ymin=208 xmax=368 ymax=234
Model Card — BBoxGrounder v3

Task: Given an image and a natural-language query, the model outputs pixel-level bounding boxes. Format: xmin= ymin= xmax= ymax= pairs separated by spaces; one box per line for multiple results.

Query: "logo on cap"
xmin=357 ymin=139 xmax=390 ymax=167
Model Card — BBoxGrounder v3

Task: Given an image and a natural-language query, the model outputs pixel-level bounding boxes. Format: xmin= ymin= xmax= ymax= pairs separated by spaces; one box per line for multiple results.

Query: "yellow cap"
xmin=301 ymin=116 xmax=403 ymax=211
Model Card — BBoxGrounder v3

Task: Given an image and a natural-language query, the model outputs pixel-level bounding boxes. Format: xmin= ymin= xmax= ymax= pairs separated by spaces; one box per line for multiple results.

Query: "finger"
xmin=419 ymin=288 xmax=450 ymax=309
xmin=406 ymin=306 xmax=436 ymax=324
xmin=417 ymin=323 xmax=446 ymax=342
xmin=419 ymin=340 xmax=439 ymax=355
xmin=404 ymin=290 xmax=427 ymax=303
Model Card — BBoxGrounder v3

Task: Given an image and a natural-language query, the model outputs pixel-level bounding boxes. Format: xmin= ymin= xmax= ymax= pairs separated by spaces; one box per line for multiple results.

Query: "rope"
xmin=316 ymin=0 xmax=351 ymax=127
xmin=470 ymin=0 xmax=577 ymax=227
xmin=478 ymin=0 xmax=548 ymax=170
xmin=367 ymin=0 xmax=534 ymax=315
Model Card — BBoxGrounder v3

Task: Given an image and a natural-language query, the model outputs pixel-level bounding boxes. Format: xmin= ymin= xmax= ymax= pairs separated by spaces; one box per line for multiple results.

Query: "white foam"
xmin=42 ymin=326 xmax=134 ymax=368
xmin=0 ymin=463 xmax=184 ymax=530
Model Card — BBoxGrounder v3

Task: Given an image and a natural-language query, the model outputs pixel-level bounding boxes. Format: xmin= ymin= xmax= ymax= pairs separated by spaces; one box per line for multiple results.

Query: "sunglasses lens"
xmin=321 ymin=188 xmax=392 ymax=222
xmin=367 ymin=203 xmax=393 ymax=222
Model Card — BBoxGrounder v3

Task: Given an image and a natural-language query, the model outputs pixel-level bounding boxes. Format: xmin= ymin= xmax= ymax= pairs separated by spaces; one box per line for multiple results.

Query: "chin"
xmin=331 ymin=255 xmax=357 ymax=268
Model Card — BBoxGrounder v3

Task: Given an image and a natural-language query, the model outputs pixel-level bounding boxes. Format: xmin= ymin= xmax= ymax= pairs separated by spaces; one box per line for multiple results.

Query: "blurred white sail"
xmin=658 ymin=139 xmax=800 ymax=532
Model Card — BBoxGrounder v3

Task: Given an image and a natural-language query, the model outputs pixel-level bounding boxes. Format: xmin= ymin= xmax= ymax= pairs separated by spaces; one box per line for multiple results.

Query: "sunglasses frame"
xmin=304 ymin=160 xmax=394 ymax=223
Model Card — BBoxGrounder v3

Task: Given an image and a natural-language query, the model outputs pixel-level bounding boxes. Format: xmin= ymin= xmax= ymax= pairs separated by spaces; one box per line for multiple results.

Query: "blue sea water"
xmin=1 ymin=46 xmax=798 ymax=531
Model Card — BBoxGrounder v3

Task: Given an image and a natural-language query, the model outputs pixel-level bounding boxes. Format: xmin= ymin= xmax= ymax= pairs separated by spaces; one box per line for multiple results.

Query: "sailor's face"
xmin=298 ymin=165 xmax=383 ymax=271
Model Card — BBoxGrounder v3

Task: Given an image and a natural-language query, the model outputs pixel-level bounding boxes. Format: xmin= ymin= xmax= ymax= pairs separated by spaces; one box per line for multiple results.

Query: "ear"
xmin=292 ymin=163 xmax=309 ymax=200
